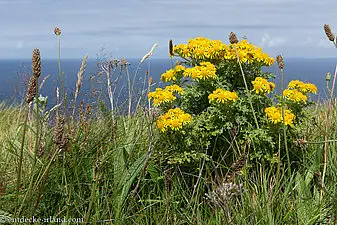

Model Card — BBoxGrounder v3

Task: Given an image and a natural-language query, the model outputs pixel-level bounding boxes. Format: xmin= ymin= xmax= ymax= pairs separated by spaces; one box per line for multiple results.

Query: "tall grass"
xmin=0 ymin=28 xmax=337 ymax=225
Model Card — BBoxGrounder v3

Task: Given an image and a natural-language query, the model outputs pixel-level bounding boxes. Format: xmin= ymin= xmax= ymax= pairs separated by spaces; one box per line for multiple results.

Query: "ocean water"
xmin=0 ymin=58 xmax=336 ymax=108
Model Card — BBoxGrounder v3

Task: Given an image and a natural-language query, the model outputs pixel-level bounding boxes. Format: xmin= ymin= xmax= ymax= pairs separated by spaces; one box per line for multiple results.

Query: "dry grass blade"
xmin=140 ymin=43 xmax=158 ymax=64
xmin=39 ymin=75 xmax=50 ymax=90
xmin=75 ymin=54 xmax=89 ymax=100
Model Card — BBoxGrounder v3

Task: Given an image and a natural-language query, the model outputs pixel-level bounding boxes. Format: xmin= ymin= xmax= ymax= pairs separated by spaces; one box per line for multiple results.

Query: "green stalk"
xmin=280 ymin=68 xmax=291 ymax=177
xmin=234 ymin=45 xmax=259 ymax=129
xmin=15 ymin=103 xmax=29 ymax=215
xmin=32 ymin=81 xmax=40 ymax=169
xmin=58 ymin=35 xmax=62 ymax=81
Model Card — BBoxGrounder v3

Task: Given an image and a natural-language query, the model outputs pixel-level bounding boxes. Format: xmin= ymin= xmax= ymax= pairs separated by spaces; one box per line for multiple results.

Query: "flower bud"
xmin=326 ymin=72 xmax=331 ymax=82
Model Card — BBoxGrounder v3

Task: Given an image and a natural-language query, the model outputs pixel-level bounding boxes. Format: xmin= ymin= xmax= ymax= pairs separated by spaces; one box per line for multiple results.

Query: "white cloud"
xmin=260 ymin=33 xmax=287 ymax=48
xmin=16 ymin=41 xmax=23 ymax=49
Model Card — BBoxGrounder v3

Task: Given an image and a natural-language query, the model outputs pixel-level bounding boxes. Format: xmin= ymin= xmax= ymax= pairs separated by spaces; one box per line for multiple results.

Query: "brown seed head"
xmin=54 ymin=27 xmax=61 ymax=36
xmin=53 ymin=116 xmax=65 ymax=146
xmin=276 ymin=55 xmax=284 ymax=70
xmin=231 ymin=153 xmax=248 ymax=174
xmin=26 ymin=75 xmax=37 ymax=104
xmin=149 ymin=76 xmax=153 ymax=85
xmin=229 ymin=32 xmax=239 ymax=44
xmin=32 ymin=48 xmax=41 ymax=78
xmin=75 ymin=54 xmax=88 ymax=99
xmin=37 ymin=142 xmax=44 ymax=158
xmin=169 ymin=39 xmax=174 ymax=58
xmin=324 ymin=24 xmax=335 ymax=42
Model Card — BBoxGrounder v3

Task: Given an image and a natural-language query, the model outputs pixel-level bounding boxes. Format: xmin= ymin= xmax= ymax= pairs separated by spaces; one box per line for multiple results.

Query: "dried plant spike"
xmin=75 ymin=54 xmax=88 ymax=99
xmin=229 ymin=32 xmax=239 ymax=44
xmin=276 ymin=55 xmax=284 ymax=70
xmin=140 ymin=43 xmax=158 ymax=64
xmin=169 ymin=39 xmax=174 ymax=58
xmin=26 ymin=75 xmax=37 ymax=104
xmin=53 ymin=116 xmax=65 ymax=146
xmin=231 ymin=152 xmax=248 ymax=174
xmin=60 ymin=134 xmax=70 ymax=152
xmin=54 ymin=27 xmax=61 ymax=36
xmin=37 ymin=142 xmax=44 ymax=158
xmin=32 ymin=48 xmax=41 ymax=78
xmin=324 ymin=24 xmax=335 ymax=42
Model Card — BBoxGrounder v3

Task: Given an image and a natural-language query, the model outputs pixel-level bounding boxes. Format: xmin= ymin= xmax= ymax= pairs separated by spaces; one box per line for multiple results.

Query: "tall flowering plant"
xmin=148 ymin=35 xmax=317 ymax=166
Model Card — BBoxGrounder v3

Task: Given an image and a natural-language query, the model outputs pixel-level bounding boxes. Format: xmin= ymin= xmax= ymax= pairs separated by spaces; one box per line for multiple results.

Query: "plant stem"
xmin=321 ymin=64 xmax=337 ymax=199
xmin=33 ymin=81 xmax=40 ymax=170
xmin=15 ymin=103 xmax=29 ymax=215
xmin=280 ymin=68 xmax=291 ymax=177
xmin=233 ymin=45 xmax=259 ymax=129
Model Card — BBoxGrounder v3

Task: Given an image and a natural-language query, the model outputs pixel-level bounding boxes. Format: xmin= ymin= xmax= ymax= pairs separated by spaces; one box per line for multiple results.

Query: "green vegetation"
xmin=1 ymin=28 xmax=337 ymax=224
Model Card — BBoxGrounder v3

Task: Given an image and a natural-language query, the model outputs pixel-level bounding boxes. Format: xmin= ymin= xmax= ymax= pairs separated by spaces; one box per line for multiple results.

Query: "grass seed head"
xmin=324 ymin=24 xmax=335 ymax=41
xmin=229 ymin=32 xmax=239 ymax=44
xmin=26 ymin=75 xmax=37 ymax=104
xmin=276 ymin=55 xmax=284 ymax=70
xmin=53 ymin=116 xmax=65 ymax=146
xmin=75 ymin=54 xmax=88 ymax=99
xmin=54 ymin=27 xmax=62 ymax=36
xmin=169 ymin=39 xmax=174 ymax=58
xmin=32 ymin=48 xmax=41 ymax=78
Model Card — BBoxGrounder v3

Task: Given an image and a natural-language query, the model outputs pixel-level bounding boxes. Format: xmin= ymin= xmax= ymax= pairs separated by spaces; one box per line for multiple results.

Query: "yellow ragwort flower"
xmin=183 ymin=62 xmax=216 ymax=81
xmin=251 ymin=77 xmax=275 ymax=95
xmin=156 ymin=108 xmax=192 ymax=132
xmin=160 ymin=65 xmax=186 ymax=82
xmin=283 ymin=89 xmax=307 ymax=103
xmin=165 ymin=84 xmax=184 ymax=94
xmin=208 ymin=88 xmax=238 ymax=104
xmin=287 ymin=80 xmax=317 ymax=94
xmin=225 ymin=40 xmax=274 ymax=66
xmin=265 ymin=106 xmax=295 ymax=126
xmin=174 ymin=37 xmax=228 ymax=61
xmin=148 ymin=88 xmax=176 ymax=107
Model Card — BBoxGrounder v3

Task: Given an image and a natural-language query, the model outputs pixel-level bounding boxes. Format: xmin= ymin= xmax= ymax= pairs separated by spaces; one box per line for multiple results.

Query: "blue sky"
xmin=1 ymin=0 xmax=337 ymax=59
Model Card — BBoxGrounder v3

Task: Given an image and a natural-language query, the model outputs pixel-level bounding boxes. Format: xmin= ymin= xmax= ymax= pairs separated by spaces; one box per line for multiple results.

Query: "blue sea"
xmin=0 ymin=58 xmax=336 ymax=108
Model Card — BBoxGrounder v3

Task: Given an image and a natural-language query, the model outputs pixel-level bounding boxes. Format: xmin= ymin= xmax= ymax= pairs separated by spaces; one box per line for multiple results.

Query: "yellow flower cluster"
xmin=164 ymin=84 xmax=184 ymax=94
xmin=265 ymin=106 xmax=295 ymax=126
xmin=148 ymin=85 xmax=183 ymax=107
xmin=174 ymin=37 xmax=274 ymax=66
xmin=251 ymin=77 xmax=275 ymax=94
xmin=226 ymin=40 xmax=274 ymax=66
xmin=183 ymin=62 xmax=216 ymax=80
xmin=283 ymin=89 xmax=307 ymax=103
xmin=174 ymin=37 xmax=227 ymax=60
xmin=287 ymin=80 xmax=317 ymax=94
xmin=160 ymin=65 xmax=186 ymax=82
xmin=156 ymin=108 xmax=192 ymax=132
xmin=208 ymin=88 xmax=238 ymax=103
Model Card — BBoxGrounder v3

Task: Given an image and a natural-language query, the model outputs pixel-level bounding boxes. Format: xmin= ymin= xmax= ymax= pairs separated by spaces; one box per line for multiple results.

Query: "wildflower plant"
xmin=149 ymin=35 xmax=317 ymax=167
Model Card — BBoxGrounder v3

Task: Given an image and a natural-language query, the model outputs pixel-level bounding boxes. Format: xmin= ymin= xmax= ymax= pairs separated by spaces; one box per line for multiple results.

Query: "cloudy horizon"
xmin=1 ymin=0 xmax=337 ymax=60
